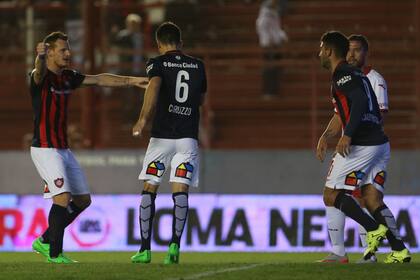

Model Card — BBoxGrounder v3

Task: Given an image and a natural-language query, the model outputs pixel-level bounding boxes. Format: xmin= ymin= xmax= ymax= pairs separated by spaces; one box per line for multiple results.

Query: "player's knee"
xmin=171 ymin=182 xmax=189 ymax=193
xmin=363 ymin=195 xmax=382 ymax=213
xmin=52 ymin=192 xmax=72 ymax=207
xmin=362 ymin=185 xmax=383 ymax=211
xmin=143 ymin=181 xmax=159 ymax=193
xmin=72 ymin=194 xmax=91 ymax=210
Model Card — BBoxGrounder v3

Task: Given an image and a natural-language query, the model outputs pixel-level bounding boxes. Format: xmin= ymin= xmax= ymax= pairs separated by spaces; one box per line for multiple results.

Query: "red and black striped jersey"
xmin=331 ymin=62 xmax=388 ymax=146
xmin=29 ymin=69 xmax=85 ymax=148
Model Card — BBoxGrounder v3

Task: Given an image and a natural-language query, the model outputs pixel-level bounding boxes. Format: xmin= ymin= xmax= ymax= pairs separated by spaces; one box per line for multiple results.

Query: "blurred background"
xmin=0 ymin=0 xmax=419 ymax=252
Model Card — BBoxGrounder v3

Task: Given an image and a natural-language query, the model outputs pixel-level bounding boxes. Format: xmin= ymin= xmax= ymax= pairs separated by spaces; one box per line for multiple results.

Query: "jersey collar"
xmin=165 ymin=50 xmax=183 ymax=55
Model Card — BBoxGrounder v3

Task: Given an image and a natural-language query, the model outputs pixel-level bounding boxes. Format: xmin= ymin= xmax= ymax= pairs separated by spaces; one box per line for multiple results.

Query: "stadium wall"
xmin=0 ymin=150 xmax=419 ymax=195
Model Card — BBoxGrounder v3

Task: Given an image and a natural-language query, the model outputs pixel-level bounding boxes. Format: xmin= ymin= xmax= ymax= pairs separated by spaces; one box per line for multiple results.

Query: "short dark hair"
xmin=348 ymin=34 xmax=369 ymax=51
xmin=321 ymin=31 xmax=349 ymax=59
xmin=156 ymin=22 xmax=181 ymax=45
xmin=43 ymin=31 xmax=68 ymax=48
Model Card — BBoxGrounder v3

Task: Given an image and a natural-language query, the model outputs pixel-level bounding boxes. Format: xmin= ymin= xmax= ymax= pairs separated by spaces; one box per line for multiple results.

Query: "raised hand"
xmin=36 ymin=42 xmax=49 ymax=58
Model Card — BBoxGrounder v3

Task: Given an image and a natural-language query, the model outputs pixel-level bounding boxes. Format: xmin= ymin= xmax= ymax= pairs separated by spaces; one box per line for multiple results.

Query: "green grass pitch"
xmin=0 ymin=252 xmax=418 ymax=280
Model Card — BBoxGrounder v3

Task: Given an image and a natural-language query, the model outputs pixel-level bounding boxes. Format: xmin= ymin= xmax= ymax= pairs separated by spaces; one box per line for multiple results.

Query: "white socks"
xmin=326 ymin=206 xmax=346 ymax=256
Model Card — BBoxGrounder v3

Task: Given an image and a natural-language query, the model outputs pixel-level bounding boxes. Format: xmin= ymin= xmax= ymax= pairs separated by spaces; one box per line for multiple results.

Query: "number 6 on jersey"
xmin=175 ymin=70 xmax=189 ymax=103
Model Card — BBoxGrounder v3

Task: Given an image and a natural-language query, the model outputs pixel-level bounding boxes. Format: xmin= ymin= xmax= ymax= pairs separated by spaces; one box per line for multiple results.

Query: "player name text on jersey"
xmin=168 ymin=104 xmax=192 ymax=116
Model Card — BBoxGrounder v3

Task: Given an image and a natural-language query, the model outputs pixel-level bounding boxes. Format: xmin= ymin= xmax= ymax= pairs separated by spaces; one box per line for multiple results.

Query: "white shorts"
xmin=30 ymin=147 xmax=90 ymax=199
xmin=139 ymin=138 xmax=199 ymax=187
xmin=325 ymin=142 xmax=389 ymax=193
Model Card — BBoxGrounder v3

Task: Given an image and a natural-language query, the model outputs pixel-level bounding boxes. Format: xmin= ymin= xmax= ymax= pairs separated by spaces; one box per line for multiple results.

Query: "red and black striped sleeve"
xmin=333 ymin=70 xmax=368 ymax=138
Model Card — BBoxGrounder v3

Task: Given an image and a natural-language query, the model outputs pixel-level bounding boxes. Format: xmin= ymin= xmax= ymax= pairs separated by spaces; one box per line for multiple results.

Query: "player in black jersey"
xmin=30 ymin=31 xmax=148 ymax=263
xmin=318 ymin=34 xmax=410 ymax=263
xmin=131 ymin=22 xmax=207 ymax=264
xmin=316 ymin=31 xmax=411 ymax=263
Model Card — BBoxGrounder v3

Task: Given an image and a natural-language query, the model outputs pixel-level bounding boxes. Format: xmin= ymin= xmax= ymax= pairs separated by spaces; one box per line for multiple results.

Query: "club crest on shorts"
xmin=146 ymin=161 xmax=165 ymax=177
xmin=344 ymin=171 xmax=365 ymax=186
xmin=54 ymin=178 xmax=64 ymax=188
xmin=175 ymin=162 xmax=194 ymax=179
xmin=373 ymin=171 xmax=386 ymax=186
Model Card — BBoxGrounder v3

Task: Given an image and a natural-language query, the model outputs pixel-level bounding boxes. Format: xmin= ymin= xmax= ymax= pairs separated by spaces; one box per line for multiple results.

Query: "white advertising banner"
xmin=0 ymin=194 xmax=419 ymax=252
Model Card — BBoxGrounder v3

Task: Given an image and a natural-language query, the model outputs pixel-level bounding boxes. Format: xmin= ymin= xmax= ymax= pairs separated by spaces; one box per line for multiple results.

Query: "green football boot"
xmin=384 ymin=249 xmax=411 ymax=263
xmin=47 ymin=254 xmax=78 ymax=264
xmin=32 ymin=237 xmax=50 ymax=258
xmin=164 ymin=243 xmax=180 ymax=265
xmin=131 ymin=250 xmax=151 ymax=263
xmin=364 ymin=224 xmax=388 ymax=257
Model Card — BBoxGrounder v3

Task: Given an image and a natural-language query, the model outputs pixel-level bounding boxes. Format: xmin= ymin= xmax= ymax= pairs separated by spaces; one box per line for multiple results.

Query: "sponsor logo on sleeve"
xmin=336 ymin=75 xmax=352 ymax=86
xmin=146 ymin=64 xmax=154 ymax=74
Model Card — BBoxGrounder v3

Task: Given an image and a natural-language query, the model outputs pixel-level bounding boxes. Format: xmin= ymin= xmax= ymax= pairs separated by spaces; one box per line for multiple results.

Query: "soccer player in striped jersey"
xmin=317 ymin=34 xmax=410 ymax=263
xmin=30 ymin=31 xmax=148 ymax=263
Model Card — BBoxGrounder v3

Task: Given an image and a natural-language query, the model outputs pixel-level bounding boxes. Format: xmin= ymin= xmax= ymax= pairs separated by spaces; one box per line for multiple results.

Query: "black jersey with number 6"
xmin=146 ymin=50 xmax=207 ymax=140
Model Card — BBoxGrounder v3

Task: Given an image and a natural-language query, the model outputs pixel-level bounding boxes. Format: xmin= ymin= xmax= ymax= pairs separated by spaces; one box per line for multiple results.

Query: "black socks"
xmin=138 ymin=191 xmax=189 ymax=251
xmin=170 ymin=192 xmax=189 ymax=246
xmin=139 ymin=191 xmax=157 ymax=252
xmin=48 ymin=204 xmax=67 ymax=258
xmin=41 ymin=201 xmax=84 ymax=244
xmin=334 ymin=191 xmax=378 ymax=231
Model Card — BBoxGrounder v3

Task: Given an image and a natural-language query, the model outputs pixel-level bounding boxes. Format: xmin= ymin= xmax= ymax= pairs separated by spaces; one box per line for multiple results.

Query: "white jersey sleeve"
xmin=367 ymin=69 xmax=389 ymax=111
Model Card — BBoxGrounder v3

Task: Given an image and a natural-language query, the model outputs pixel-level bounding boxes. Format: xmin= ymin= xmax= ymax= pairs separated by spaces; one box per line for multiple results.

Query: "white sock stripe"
xmin=381 ymin=208 xmax=401 ymax=239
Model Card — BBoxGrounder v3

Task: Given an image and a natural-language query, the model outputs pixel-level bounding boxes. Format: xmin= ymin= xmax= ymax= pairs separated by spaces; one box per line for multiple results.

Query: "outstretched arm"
xmin=132 ymin=76 xmax=162 ymax=137
xmin=316 ymin=113 xmax=341 ymax=162
xmin=33 ymin=42 xmax=49 ymax=85
xmin=82 ymin=73 xmax=148 ymax=88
